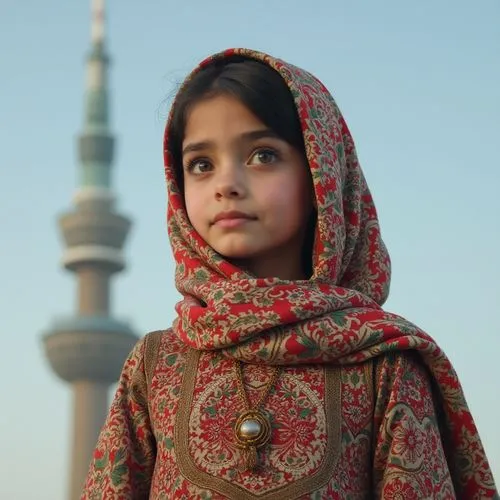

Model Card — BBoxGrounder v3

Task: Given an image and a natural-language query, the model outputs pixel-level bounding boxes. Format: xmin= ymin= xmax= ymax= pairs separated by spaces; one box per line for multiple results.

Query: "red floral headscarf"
xmin=163 ymin=48 xmax=496 ymax=496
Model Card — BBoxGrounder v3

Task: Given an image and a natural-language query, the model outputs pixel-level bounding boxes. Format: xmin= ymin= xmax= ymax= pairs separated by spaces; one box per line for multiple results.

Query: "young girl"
xmin=82 ymin=48 xmax=497 ymax=499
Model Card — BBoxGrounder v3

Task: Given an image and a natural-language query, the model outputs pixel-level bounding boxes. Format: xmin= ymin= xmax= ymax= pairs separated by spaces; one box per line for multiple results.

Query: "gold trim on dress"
xmin=174 ymin=349 xmax=342 ymax=499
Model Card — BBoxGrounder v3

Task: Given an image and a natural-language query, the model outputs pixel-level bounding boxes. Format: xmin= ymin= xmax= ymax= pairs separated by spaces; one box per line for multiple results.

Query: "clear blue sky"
xmin=1 ymin=1 xmax=499 ymax=498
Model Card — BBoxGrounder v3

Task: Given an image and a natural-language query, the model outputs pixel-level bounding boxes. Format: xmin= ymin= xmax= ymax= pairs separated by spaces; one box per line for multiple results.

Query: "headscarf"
xmin=164 ymin=48 xmax=496 ymax=497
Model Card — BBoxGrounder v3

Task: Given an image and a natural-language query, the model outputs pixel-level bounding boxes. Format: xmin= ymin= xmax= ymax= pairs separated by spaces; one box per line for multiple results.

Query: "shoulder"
xmin=142 ymin=328 xmax=189 ymax=357
xmin=136 ymin=329 xmax=189 ymax=359
xmin=115 ymin=329 xmax=189 ymax=406
xmin=141 ymin=328 xmax=184 ymax=345
xmin=121 ymin=329 xmax=188 ymax=378
xmin=375 ymin=350 xmax=430 ymax=384
xmin=373 ymin=350 xmax=436 ymax=421
xmin=141 ymin=328 xmax=190 ymax=379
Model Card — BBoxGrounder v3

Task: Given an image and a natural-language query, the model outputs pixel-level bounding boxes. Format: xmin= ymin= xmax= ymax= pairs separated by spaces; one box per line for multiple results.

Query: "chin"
xmin=213 ymin=244 xmax=259 ymax=261
xmin=218 ymin=250 xmax=256 ymax=261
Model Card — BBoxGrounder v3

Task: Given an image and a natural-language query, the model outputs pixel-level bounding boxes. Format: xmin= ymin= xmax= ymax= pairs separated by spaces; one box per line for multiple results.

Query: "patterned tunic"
xmin=82 ymin=330 xmax=457 ymax=499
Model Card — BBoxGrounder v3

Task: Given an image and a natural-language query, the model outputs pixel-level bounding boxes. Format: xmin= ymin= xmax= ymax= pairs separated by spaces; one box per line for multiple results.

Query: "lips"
xmin=212 ymin=210 xmax=256 ymax=225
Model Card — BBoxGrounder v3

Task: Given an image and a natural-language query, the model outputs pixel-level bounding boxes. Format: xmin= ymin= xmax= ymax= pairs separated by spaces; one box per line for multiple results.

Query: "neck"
xmin=233 ymin=254 xmax=307 ymax=281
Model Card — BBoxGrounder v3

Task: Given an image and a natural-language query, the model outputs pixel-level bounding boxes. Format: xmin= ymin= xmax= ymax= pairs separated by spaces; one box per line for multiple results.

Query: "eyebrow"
xmin=182 ymin=128 xmax=280 ymax=156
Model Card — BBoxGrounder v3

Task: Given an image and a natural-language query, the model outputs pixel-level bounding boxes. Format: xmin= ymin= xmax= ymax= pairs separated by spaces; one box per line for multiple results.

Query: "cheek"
xmin=184 ymin=185 xmax=205 ymax=231
xmin=259 ymin=176 xmax=311 ymax=225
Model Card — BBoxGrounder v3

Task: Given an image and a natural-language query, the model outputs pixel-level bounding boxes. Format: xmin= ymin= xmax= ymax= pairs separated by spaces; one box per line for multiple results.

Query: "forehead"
xmin=183 ymin=95 xmax=265 ymax=145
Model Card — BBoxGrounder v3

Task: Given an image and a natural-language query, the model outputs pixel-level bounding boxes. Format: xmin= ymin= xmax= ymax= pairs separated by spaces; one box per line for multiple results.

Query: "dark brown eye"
xmin=186 ymin=159 xmax=212 ymax=174
xmin=250 ymin=149 xmax=278 ymax=165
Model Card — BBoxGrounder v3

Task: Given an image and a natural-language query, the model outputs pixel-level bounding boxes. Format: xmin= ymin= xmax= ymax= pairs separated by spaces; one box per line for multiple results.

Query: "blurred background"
xmin=1 ymin=0 xmax=499 ymax=498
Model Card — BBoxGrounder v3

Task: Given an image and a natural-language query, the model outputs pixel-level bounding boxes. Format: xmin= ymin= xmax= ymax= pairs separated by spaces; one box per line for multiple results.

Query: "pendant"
xmin=234 ymin=409 xmax=272 ymax=471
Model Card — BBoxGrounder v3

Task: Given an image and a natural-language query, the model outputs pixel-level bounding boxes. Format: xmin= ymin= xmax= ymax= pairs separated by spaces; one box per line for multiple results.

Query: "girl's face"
xmin=182 ymin=94 xmax=313 ymax=280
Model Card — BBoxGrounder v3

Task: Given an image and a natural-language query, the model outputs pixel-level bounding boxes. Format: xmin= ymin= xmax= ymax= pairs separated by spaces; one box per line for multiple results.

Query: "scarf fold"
xmin=164 ymin=48 xmax=497 ymax=496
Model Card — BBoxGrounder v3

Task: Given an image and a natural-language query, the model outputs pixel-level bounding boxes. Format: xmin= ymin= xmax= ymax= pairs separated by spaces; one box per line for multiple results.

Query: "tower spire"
xmin=81 ymin=0 xmax=112 ymax=187
xmin=43 ymin=2 xmax=137 ymax=499
xmin=91 ymin=0 xmax=105 ymax=44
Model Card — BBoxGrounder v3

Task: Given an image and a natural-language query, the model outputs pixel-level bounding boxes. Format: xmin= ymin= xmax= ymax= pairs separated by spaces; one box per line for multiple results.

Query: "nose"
xmin=215 ymin=164 xmax=246 ymax=200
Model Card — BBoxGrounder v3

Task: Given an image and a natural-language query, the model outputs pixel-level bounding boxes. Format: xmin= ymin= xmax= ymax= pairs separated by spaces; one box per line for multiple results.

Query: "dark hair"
xmin=167 ymin=56 xmax=315 ymax=278
xmin=167 ymin=56 xmax=306 ymax=186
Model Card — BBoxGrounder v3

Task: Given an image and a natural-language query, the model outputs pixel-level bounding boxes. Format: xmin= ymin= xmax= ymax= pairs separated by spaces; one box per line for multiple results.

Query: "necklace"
xmin=233 ymin=360 xmax=281 ymax=472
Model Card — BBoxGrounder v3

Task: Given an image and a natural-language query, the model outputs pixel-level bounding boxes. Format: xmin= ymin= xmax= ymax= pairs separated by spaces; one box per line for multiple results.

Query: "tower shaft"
xmin=78 ymin=266 xmax=111 ymax=315
xmin=70 ymin=381 xmax=109 ymax=500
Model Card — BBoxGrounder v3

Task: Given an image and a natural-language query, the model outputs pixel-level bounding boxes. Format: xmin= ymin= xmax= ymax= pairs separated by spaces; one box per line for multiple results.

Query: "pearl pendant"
xmin=238 ymin=418 xmax=262 ymax=439
xmin=234 ymin=409 xmax=272 ymax=449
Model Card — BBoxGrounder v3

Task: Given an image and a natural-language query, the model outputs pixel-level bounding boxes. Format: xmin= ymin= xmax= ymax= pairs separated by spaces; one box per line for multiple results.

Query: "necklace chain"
xmin=234 ymin=360 xmax=281 ymax=410
xmin=233 ymin=360 xmax=281 ymax=471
